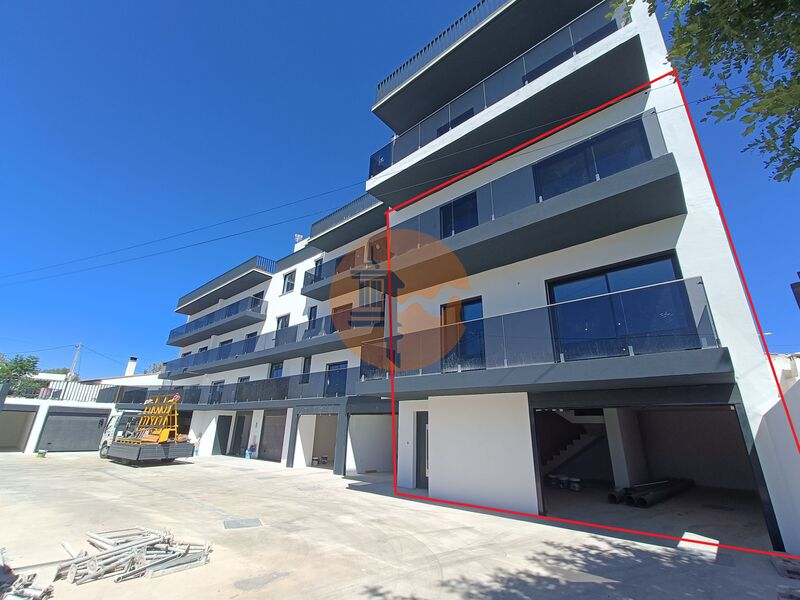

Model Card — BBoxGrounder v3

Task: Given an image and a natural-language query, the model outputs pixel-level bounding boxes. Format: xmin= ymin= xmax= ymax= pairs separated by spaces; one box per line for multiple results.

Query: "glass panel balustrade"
xmin=368 ymin=0 xmax=627 ymax=177
xmin=164 ymin=305 xmax=383 ymax=374
xmin=168 ymin=296 xmax=266 ymax=342
xmin=359 ymin=278 xmax=719 ymax=380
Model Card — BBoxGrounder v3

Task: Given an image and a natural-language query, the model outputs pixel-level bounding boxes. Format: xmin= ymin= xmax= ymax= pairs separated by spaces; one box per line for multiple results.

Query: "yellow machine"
xmin=116 ymin=394 xmax=183 ymax=445
xmin=107 ymin=393 xmax=194 ymax=464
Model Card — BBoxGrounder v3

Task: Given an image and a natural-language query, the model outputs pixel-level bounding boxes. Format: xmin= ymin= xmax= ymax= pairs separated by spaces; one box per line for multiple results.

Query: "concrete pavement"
xmin=0 ymin=453 xmax=793 ymax=598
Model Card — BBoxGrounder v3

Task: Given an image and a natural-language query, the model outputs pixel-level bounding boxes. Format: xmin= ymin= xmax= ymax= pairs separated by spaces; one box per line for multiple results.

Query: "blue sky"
xmin=1 ymin=1 xmax=797 ymax=378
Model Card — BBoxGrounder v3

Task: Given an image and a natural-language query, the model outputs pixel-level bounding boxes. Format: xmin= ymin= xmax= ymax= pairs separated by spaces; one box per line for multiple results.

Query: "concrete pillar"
xmin=280 ymin=408 xmax=293 ymax=466
xmin=604 ymin=408 xmax=649 ymax=487
xmin=23 ymin=403 xmax=50 ymax=454
xmin=333 ymin=409 xmax=349 ymax=476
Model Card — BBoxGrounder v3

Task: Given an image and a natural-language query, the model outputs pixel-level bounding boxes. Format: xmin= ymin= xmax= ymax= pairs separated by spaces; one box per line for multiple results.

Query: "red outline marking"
xmin=383 ymin=68 xmax=800 ymax=561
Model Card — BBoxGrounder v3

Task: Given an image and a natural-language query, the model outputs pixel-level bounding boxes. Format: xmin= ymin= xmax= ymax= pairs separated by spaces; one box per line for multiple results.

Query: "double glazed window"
xmin=440 ymin=192 xmax=479 ymax=239
xmin=440 ymin=297 xmax=485 ymax=373
xmin=534 ymin=120 xmax=651 ymax=201
xmin=282 ymin=271 xmax=296 ymax=294
xmin=549 ymin=256 xmax=698 ymax=360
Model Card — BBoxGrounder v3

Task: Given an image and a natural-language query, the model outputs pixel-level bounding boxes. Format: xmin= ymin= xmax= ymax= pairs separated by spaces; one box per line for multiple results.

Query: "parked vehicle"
xmin=98 ymin=409 xmax=141 ymax=458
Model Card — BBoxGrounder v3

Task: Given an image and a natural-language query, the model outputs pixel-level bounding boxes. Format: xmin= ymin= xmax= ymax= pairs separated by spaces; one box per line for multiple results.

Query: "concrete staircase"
xmin=542 ymin=433 xmax=599 ymax=475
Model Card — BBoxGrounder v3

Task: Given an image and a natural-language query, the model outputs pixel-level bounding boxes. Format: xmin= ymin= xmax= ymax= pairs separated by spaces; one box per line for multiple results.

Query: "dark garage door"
xmin=38 ymin=411 xmax=109 ymax=452
xmin=259 ymin=409 xmax=287 ymax=462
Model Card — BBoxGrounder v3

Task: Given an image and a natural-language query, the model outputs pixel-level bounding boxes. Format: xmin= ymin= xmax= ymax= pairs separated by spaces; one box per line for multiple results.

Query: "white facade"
xmin=126 ymin=0 xmax=798 ymax=555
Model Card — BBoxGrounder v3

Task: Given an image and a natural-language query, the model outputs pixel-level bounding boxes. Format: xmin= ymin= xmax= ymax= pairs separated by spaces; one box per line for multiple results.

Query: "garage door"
xmin=38 ymin=411 xmax=109 ymax=452
xmin=259 ymin=409 xmax=287 ymax=462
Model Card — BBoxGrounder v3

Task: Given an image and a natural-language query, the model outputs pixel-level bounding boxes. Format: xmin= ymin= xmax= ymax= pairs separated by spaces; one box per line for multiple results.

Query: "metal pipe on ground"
xmin=634 ymin=478 xmax=694 ymax=508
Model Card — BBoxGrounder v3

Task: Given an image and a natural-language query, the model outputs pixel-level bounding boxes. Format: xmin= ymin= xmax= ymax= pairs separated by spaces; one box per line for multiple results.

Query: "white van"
xmin=98 ymin=409 xmax=141 ymax=458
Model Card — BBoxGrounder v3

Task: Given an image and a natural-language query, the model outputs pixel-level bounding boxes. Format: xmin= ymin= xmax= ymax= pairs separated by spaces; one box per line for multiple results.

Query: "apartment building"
xmin=123 ymin=0 xmax=800 ymax=553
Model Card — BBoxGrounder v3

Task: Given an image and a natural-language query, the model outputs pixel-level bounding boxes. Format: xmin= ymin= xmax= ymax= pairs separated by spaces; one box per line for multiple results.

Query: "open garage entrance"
xmin=294 ymin=413 xmax=338 ymax=470
xmin=531 ymin=400 xmax=780 ymax=551
xmin=345 ymin=414 xmax=393 ymax=476
xmin=0 ymin=408 xmax=36 ymax=452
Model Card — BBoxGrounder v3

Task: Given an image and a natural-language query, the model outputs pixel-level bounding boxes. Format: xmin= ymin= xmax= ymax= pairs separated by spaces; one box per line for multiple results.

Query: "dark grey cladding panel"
xmin=176 ymin=256 xmax=274 ymax=315
xmin=0 ymin=402 xmax=38 ymax=412
xmin=356 ymin=348 xmax=735 ymax=399
xmin=391 ymin=153 xmax=685 ymax=296
xmin=346 ymin=397 xmax=393 ymax=414
xmin=166 ymin=310 xmax=266 ymax=347
xmin=370 ymin=36 xmax=649 ymax=206
xmin=275 ymin=244 xmax=322 ymax=272
xmin=308 ymin=203 xmax=386 ymax=252
xmin=529 ymin=384 xmax=738 ymax=409
xmin=374 ymin=0 xmax=598 ymax=132
xmin=301 ymin=275 xmax=336 ymax=301
xmin=188 ymin=395 xmax=383 ymax=412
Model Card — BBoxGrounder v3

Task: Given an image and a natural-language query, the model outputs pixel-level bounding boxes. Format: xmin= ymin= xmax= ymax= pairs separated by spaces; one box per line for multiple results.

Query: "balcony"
xmin=307 ymin=194 xmax=385 ymax=252
xmin=162 ymin=305 xmax=384 ymax=379
xmin=388 ymin=118 xmax=685 ymax=295
xmin=176 ymin=256 xmax=276 ymax=315
xmin=358 ymin=278 xmax=734 ymax=398
xmin=309 ymin=116 xmax=685 ymax=300
xmin=374 ymin=0 xmax=602 ymax=133
xmin=167 ymin=296 xmax=267 ymax=346
xmin=370 ymin=0 xmax=626 ymax=179
xmin=206 ymin=367 xmax=361 ymax=406
xmin=301 ymin=245 xmax=388 ymax=301
xmin=122 ymin=368 xmax=363 ymax=407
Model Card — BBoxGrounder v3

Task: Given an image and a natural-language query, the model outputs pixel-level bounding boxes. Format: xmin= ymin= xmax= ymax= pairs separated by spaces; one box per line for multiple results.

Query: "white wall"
xmin=346 ymin=415 xmax=392 ymax=474
xmin=429 ymin=393 xmax=538 ymax=514
xmin=294 ymin=414 xmax=316 ymax=468
xmin=188 ymin=410 xmax=235 ymax=456
xmin=604 ymin=408 xmax=649 ymax=487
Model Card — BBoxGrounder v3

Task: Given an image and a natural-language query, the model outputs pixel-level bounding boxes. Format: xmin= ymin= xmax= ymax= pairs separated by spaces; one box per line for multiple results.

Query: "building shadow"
xmin=359 ymin=536 xmax=781 ymax=599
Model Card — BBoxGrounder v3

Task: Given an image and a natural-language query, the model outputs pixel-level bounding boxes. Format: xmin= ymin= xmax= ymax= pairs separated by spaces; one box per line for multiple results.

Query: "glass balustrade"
xmin=164 ymin=305 xmax=384 ymax=374
xmin=168 ymin=296 xmax=265 ymax=342
xmin=359 ymin=278 xmax=719 ymax=380
xmin=368 ymin=0 xmax=627 ymax=177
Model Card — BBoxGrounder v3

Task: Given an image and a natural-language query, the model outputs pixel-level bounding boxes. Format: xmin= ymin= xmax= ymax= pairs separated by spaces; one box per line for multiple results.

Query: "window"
xmin=440 ymin=192 xmax=478 ymax=239
xmin=219 ymin=339 xmax=233 ymax=346
xmin=548 ymin=256 xmax=695 ymax=360
xmin=181 ymin=351 xmax=192 ymax=357
xmin=245 ymin=332 xmax=258 ymax=339
xmin=198 ymin=346 xmax=208 ymax=353
xmin=533 ymin=119 xmax=652 ymax=201
xmin=324 ymin=361 xmax=348 ymax=397
xmin=313 ymin=258 xmax=323 ymax=281
xmin=210 ymin=380 xmax=225 ymax=404
xmin=308 ymin=306 xmax=317 ymax=324
xmin=251 ymin=291 xmax=264 ymax=310
xmin=440 ymin=297 xmax=485 ymax=372
xmin=282 ymin=270 xmax=296 ymax=294
xmin=591 ymin=120 xmax=651 ymax=179
xmin=332 ymin=304 xmax=353 ymax=332
xmin=269 ymin=362 xmax=284 ymax=378
xmin=534 ymin=141 xmax=595 ymax=201
xmin=237 ymin=376 xmax=250 ymax=384
xmin=276 ymin=314 xmax=290 ymax=330
xmin=300 ymin=356 xmax=312 ymax=384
